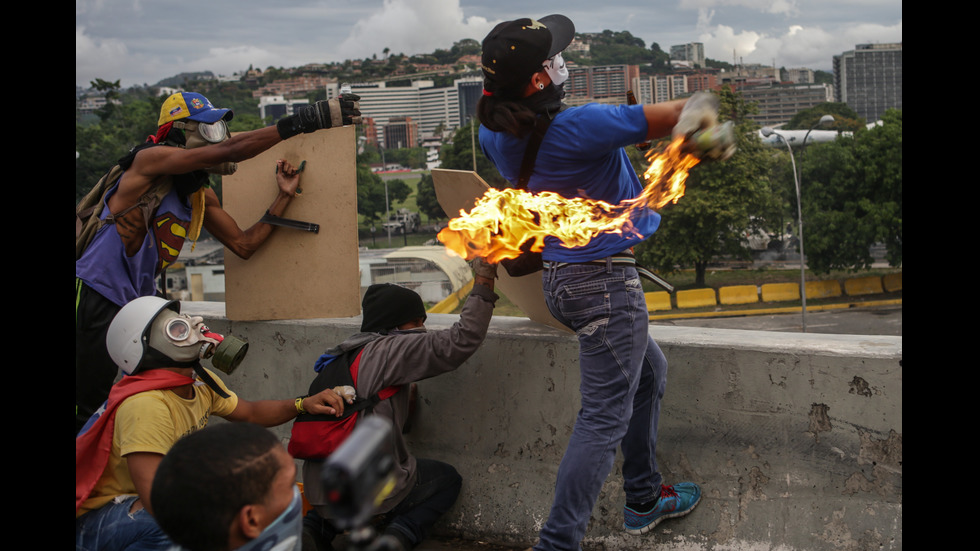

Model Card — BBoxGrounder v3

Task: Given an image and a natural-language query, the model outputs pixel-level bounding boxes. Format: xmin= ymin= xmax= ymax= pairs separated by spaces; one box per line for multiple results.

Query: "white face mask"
xmin=543 ymin=53 xmax=568 ymax=87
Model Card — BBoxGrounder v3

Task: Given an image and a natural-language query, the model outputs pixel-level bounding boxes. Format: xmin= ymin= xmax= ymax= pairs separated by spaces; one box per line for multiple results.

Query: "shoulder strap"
xmin=516 ymin=115 xmax=554 ymax=190
xmin=303 ymin=347 xmax=400 ymax=421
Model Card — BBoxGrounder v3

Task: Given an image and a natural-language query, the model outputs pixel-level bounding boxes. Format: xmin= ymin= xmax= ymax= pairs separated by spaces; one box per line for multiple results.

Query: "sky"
xmin=76 ymin=0 xmax=902 ymax=89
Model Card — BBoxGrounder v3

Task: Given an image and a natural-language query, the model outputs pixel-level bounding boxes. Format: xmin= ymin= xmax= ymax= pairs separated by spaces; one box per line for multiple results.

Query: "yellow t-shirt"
xmin=76 ymin=370 xmax=239 ymax=517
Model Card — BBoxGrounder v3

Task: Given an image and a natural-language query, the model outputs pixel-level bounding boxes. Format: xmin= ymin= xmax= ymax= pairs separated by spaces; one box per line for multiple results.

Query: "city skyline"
xmin=76 ymin=0 xmax=902 ymax=89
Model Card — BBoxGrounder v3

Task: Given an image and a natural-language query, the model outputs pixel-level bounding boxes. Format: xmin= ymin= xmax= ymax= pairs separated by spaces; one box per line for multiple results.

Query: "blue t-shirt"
xmin=479 ymin=103 xmax=661 ymax=263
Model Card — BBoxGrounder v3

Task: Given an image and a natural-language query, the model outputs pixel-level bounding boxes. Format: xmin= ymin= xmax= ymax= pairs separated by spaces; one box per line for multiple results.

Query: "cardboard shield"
xmin=431 ymin=169 xmax=571 ymax=333
xmin=221 ymin=127 xmax=360 ymax=321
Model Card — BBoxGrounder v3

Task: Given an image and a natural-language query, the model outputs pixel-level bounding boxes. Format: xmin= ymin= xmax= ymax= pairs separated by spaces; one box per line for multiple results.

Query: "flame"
xmin=438 ymin=136 xmax=701 ymax=262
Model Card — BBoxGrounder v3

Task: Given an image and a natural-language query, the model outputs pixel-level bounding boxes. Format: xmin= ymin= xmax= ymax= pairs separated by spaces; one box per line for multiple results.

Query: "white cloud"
xmin=680 ymin=0 xmax=799 ymax=15
xmin=698 ymin=24 xmax=763 ymax=64
xmin=337 ymin=0 xmax=494 ymax=60
xmin=187 ymin=45 xmax=282 ymax=77
xmin=697 ymin=18 xmax=901 ymax=70
xmin=76 ymin=26 xmax=129 ymax=86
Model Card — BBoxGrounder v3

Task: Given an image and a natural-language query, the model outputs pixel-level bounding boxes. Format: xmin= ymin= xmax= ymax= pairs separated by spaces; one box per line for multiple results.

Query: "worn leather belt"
xmin=543 ymin=249 xmax=675 ymax=293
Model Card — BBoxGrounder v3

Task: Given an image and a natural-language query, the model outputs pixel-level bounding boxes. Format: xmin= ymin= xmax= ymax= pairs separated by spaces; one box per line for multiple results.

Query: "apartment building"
xmin=739 ymin=83 xmax=834 ymax=126
xmin=833 ymin=43 xmax=902 ymax=122
xmin=670 ymin=42 xmax=705 ymax=69
xmin=565 ymin=64 xmax=639 ymax=104
xmin=349 ymin=77 xmax=481 ymax=148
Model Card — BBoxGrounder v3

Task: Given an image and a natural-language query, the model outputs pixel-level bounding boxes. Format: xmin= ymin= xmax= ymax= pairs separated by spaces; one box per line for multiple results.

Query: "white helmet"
xmin=106 ymin=296 xmax=179 ymax=375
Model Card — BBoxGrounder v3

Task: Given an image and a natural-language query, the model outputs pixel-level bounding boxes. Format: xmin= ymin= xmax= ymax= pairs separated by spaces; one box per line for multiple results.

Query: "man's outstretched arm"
xmin=204 ymin=159 xmax=301 ymax=259
xmin=110 ymin=126 xmax=285 ymax=212
xmin=222 ymin=387 xmax=346 ymax=427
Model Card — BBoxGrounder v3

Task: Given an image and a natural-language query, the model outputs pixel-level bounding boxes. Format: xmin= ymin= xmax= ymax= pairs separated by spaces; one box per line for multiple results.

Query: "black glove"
xmin=277 ymin=93 xmax=362 ymax=139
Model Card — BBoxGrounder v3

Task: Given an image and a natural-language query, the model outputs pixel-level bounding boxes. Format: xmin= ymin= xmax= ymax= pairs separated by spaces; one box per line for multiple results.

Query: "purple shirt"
xmin=75 ymin=177 xmax=192 ymax=306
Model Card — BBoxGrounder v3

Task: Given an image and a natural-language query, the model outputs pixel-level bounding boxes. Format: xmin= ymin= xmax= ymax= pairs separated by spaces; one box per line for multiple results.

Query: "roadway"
xmin=650 ymin=303 xmax=902 ymax=336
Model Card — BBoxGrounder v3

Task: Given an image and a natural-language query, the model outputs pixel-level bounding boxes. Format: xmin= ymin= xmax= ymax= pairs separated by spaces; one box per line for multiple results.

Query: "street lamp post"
xmin=794 ymin=115 xmax=834 ymax=330
xmin=800 ymin=115 xmax=835 ymax=181
xmin=761 ymin=127 xmax=807 ymax=332
xmin=380 ymin=146 xmax=391 ymax=246
xmin=761 ymin=115 xmax=835 ymax=332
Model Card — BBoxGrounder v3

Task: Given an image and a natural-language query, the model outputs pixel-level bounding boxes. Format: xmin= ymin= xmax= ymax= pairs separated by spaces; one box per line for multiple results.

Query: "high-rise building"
xmin=565 ymin=64 xmax=639 ymax=104
xmin=383 ymin=116 xmax=418 ymax=150
xmin=833 ymin=43 xmax=902 ymax=122
xmin=258 ymin=96 xmax=309 ymax=124
xmin=670 ymin=43 xmax=705 ymax=69
xmin=348 ymin=77 xmax=482 ymax=146
xmin=739 ymin=83 xmax=834 ymax=127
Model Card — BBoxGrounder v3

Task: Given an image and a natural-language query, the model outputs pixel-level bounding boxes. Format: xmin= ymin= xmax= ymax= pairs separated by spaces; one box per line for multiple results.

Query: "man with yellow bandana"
xmin=75 ymin=91 xmax=361 ymax=435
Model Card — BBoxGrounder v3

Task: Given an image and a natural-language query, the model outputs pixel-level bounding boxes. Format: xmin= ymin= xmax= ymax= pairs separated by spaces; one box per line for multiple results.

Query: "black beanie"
xmin=360 ymin=284 xmax=427 ymax=333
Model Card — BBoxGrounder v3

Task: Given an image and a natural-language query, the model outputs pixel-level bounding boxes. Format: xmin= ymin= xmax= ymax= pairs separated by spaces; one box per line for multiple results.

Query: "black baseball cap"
xmin=481 ymin=14 xmax=575 ymax=96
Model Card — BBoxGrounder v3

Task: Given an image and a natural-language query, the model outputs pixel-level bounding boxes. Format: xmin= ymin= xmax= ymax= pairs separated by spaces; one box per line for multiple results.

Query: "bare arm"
xmin=643 ymin=99 xmax=687 ymax=141
xmin=109 ymin=126 xmax=284 ymax=212
xmin=222 ymin=388 xmax=345 ymax=427
xmin=126 ymin=451 xmax=164 ymax=516
xmin=203 ymin=159 xmax=301 ymax=259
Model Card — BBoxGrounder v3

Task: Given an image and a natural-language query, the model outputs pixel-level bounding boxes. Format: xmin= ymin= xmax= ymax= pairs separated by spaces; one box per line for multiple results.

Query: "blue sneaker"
xmin=624 ymin=482 xmax=702 ymax=535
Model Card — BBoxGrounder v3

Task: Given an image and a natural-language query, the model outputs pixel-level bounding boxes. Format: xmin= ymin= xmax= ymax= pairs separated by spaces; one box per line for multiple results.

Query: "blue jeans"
xmin=536 ymin=263 xmax=667 ymax=551
xmin=76 ymin=496 xmax=173 ymax=551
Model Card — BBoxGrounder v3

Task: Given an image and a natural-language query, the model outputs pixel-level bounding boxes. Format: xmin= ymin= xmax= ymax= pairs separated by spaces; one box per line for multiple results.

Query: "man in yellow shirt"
xmin=75 ymin=296 xmax=347 ymax=551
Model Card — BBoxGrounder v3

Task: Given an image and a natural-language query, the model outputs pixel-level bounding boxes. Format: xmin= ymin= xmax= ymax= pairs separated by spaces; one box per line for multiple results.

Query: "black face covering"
xmin=172 ymin=170 xmax=210 ymax=201
xmin=522 ymin=83 xmax=565 ymax=118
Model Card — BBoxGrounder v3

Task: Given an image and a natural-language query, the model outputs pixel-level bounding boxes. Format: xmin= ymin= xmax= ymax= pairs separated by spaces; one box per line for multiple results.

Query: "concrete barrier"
xmin=189 ymin=302 xmax=902 ymax=551
xmin=645 ymin=291 xmax=672 ymax=312
xmin=718 ymin=284 xmax=759 ymax=305
xmin=428 ymin=279 xmax=474 ymax=314
xmin=883 ymin=272 xmax=902 ymax=292
xmin=805 ymin=279 xmax=843 ymax=299
xmin=676 ymin=288 xmax=717 ymax=309
xmin=760 ymin=282 xmax=800 ymax=302
xmin=844 ymin=276 xmax=885 ymax=296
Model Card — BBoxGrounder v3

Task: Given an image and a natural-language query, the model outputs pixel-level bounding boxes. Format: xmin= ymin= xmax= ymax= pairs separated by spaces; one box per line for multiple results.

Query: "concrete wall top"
xmin=183 ymin=301 xmax=903 ymax=550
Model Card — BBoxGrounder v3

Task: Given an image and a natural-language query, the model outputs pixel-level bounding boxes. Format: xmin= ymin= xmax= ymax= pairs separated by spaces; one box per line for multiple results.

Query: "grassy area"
xmin=360 ymin=231 xmax=437 ymax=249
xmin=356 ymin=170 xmax=450 ymax=238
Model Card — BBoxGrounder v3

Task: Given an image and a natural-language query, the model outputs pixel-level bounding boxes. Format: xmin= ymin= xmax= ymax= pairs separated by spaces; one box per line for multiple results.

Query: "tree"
xmin=797 ymin=109 xmax=902 ymax=273
xmin=648 ymin=43 xmax=671 ymax=73
xmin=415 ymin=172 xmax=446 ymax=221
xmin=635 ymin=87 xmax=779 ymax=286
xmin=76 ymin=83 xmax=163 ymax=202
xmin=783 ymin=102 xmax=865 ymax=132
xmin=356 ymin=167 xmax=410 ymax=223
xmin=438 ymin=118 xmax=506 ymax=188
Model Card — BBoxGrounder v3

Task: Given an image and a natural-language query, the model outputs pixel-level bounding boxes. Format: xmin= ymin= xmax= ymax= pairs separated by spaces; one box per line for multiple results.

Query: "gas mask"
xmin=172 ymin=119 xmax=238 ymax=175
xmin=148 ymin=309 xmax=249 ymax=376
xmin=543 ymin=52 xmax=568 ymax=87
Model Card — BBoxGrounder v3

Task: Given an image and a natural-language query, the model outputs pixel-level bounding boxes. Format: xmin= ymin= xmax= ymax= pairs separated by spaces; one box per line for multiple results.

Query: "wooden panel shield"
xmin=221 ymin=126 xmax=360 ymax=321
xmin=431 ymin=169 xmax=571 ymax=333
